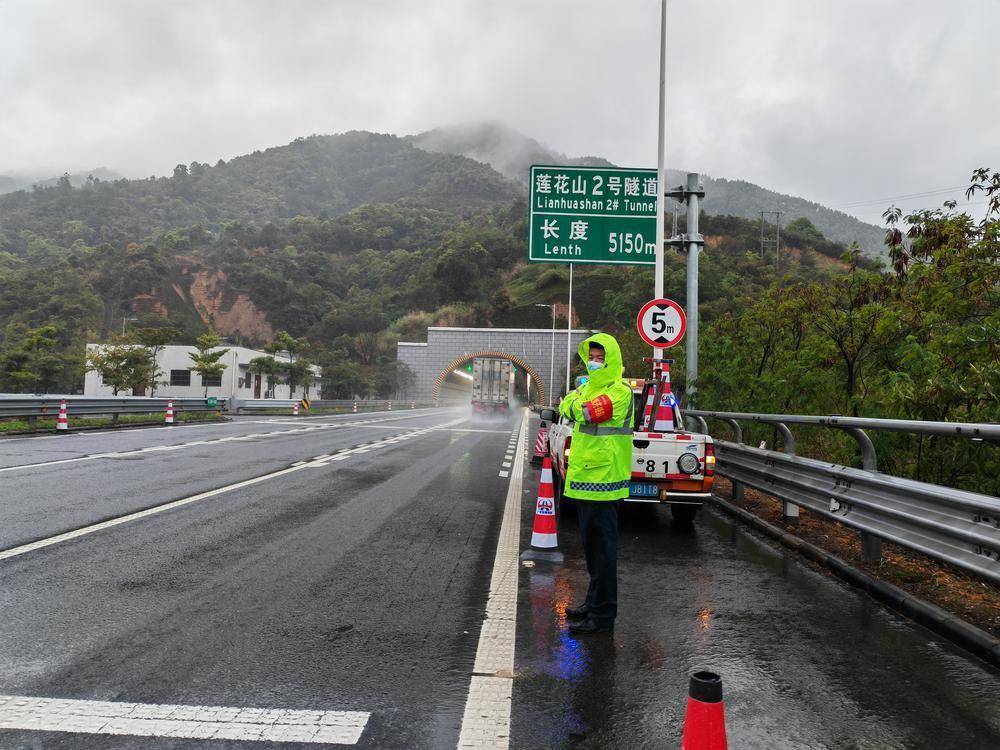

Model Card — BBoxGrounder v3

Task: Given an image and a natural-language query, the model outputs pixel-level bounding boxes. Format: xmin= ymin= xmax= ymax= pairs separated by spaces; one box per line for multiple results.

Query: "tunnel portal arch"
xmin=433 ymin=350 xmax=546 ymax=406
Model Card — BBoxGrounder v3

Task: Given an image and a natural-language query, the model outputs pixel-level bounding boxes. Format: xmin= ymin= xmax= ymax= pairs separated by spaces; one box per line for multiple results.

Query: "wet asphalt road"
xmin=0 ymin=409 xmax=518 ymax=749
xmin=1 ymin=409 xmax=999 ymax=749
xmin=511 ymin=415 xmax=1000 ymax=749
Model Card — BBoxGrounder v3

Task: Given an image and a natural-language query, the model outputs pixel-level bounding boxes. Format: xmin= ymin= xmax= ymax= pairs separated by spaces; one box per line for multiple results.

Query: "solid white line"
xmin=0 ymin=694 xmax=368 ymax=744
xmin=0 ymin=417 xmax=466 ymax=562
xmin=457 ymin=408 xmax=527 ymax=749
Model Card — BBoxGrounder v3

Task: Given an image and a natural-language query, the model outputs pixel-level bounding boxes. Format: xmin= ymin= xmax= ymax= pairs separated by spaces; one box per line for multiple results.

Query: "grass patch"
xmin=0 ymin=411 xmax=226 ymax=434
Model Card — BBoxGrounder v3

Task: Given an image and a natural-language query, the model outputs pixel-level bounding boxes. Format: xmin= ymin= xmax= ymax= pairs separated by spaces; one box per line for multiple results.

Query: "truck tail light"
xmin=704 ymin=443 xmax=716 ymax=477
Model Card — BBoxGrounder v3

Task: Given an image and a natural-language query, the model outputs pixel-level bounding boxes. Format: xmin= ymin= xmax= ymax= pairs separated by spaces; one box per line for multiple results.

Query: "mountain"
xmin=0 ymin=167 xmax=124 ymax=195
xmin=0 ymin=128 xmax=860 ymax=394
xmin=408 ymin=122 xmax=886 ymax=257
xmin=0 ymin=132 xmax=522 ymax=256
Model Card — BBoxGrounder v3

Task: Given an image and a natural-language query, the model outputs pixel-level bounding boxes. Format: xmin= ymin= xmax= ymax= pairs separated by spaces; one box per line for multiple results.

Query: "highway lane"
xmin=0 ymin=409 xmax=523 ymax=748
xmin=0 ymin=409 xmax=477 ymax=549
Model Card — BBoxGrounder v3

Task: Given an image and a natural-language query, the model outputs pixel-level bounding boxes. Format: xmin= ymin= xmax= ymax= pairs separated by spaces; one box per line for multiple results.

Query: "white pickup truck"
xmin=538 ymin=379 xmax=716 ymax=523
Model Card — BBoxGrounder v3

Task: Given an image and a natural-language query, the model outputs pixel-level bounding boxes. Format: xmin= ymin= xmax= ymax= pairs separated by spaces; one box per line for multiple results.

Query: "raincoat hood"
xmin=577 ymin=332 xmax=624 ymax=389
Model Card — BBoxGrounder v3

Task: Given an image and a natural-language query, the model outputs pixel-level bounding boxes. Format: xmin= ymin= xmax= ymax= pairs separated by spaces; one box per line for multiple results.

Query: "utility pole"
xmin=759 ymin=211 xmax=782 ymax=264
xmin=685 ymin=173 xmax=701 ymax=407
xmin=653 ymin=0 xmax=668 ymax=363
xmin=565 ymin=264 xmax=574 ymax=396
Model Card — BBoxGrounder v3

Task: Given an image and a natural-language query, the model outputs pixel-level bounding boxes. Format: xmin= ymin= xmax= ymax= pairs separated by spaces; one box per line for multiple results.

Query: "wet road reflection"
xmin=511 ymin=435 xmax=1000 ymax=749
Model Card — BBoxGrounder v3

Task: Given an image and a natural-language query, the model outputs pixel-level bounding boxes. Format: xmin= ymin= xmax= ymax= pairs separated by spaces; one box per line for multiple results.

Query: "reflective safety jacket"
xmin=558 ymin=332 xmax=634 ymax=501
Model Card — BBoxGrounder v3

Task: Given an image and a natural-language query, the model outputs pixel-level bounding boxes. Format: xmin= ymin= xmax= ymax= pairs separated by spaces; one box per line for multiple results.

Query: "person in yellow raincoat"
xmin=558 ymin=332 xmax=634 ymax=634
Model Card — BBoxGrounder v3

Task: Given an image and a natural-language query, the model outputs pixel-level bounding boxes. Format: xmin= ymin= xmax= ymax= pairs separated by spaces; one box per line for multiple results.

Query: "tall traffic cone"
xmin=411 ymin=401 xmax=415 ymax=409
xmin=352 ymin=401 xmax=358 ymax=413
xmin=56 ymin=399 xmax=69 ymax=431
xmin=293 ymin=400 xmax=300 ymax=416
xmin=520 ymin=457 xmax=564 ymax=563
xmin=165 ymin=400 xmax=175 ymax=425
xmin=680 ymin=671 xmax=728 ymax=750
xmin=531 ymin=421 xmax=548 ymax=465
xmin=388 ymin=401 xmax=392 ymax=411
xmin=651 ymin=364 xmax=676 ymax=432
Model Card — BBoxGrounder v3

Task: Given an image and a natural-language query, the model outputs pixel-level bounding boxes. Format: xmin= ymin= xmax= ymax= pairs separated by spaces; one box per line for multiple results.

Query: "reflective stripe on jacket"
xmin=559 ymin=332 xmax=634 ymax=501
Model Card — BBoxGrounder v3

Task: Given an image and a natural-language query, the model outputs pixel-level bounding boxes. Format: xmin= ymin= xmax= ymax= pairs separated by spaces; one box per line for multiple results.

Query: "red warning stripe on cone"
xmin=680 ymin=671 xmax=728 ymax=750
xmin=531 ymin=423 xmax=549 ymax=464
xmin=529 ymin=457 xmax=558 ymax=549
xmin=165 ymin=400 xmax=175 ymax=424
xmin=56 ymin=400 xmax=69 ymax=431
xmin=652 ymin=366 xmax=675 ymax=432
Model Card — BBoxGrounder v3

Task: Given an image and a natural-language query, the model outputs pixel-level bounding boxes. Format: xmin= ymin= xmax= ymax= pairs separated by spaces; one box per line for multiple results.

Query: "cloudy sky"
xmin=1 ymin=0 xmax=996 ymax=223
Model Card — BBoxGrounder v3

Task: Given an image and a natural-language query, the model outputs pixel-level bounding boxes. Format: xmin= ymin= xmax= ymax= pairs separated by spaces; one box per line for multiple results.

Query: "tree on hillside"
xmin=188 ymin=332 xmax=230 ymax=396
xmin=0 ymin=325 xmax=61 ymax=393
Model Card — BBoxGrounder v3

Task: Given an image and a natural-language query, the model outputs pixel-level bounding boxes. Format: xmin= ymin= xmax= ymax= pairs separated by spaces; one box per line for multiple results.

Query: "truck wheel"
xmin=670 ymin=504 xmax=700 ymax=525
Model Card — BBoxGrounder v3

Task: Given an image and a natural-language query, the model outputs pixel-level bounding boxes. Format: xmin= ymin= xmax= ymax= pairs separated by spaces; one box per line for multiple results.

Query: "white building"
xmin=84 ymin=344 xmax=322 ymax=400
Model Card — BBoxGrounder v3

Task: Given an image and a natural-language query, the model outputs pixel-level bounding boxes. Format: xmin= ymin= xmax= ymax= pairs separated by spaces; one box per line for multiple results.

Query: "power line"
xmin=834 ymin=185 xmax=968 ymax=209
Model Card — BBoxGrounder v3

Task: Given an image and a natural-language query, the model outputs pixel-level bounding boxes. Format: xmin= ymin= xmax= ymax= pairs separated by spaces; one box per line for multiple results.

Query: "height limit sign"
xmin=637 ymin=298 xmax=686 ymax=348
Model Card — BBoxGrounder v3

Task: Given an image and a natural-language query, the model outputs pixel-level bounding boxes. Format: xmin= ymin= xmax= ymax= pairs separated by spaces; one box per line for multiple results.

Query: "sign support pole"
xmin=685 ymin=172 xmax=700 ymax=408
xmin=565 ymin=263 xmax=574 ymax=396
xmin=654 ymin=0 xmax=668 ymax=364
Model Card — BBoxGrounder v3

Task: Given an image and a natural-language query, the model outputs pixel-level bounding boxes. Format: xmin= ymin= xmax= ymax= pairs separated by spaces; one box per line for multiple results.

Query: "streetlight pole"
xmin=535 ymin=303 xmax=556 ymax=406
xmin=653 ymin=0 xmax=668 ymax=364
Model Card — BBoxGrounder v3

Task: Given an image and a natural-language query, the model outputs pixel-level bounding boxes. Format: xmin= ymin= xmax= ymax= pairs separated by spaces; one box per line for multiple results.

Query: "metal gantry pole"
xmin=685 ymin=172 xmax=700 ymax=408
xmin=549 ymin=305 xmax=555 ymax=406
xmin=653 ymin=0 xmax=668 ymax=363
xmin=565 ymin=264 xmax=574 ymax=396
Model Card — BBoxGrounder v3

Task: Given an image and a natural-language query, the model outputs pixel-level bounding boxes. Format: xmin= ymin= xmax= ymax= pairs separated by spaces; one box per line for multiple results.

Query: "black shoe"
xmin=568 ymin=615 xmax=614 ymax=635
xmin=565 ymin=603 xmax=591 ymax=620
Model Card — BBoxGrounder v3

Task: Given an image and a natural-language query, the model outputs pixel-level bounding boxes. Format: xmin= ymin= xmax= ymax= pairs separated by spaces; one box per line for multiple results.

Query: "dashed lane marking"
xmin=458 ymin=408 xmax=527 ymax=749
xmin=0 ymin=418 xmax=466 ymax=562
xmin=0 ymin=694 xmax=368 ymax=745
xmin=0 ymin=414 xmax=452 ymax=475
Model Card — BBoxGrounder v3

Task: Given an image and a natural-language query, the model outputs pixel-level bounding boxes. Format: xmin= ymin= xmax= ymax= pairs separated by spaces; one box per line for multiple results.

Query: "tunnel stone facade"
xmin=397 ymin=327 xmax=594 ymax=405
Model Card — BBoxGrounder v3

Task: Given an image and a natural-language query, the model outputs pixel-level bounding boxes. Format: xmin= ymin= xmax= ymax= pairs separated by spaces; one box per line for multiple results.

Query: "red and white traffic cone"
xmin=519 ymin=457 xmax=564 ymax=563
xmin=531 ymin=422 xmax=548 ymax=465
xmin=388 ymin=401 xmax=392 ymax=411
xmin=165 ymin=400 xmax=175 ymax=425
xmin=651 ymin=365 xmax=676 ymax=433
xmin=56 ymin=399 xmax=69 ymax=431
xmin=293 ymin=400 xmax=299 ymax=416
xmin=411 ymin=401 xmax=415 ymax=409
xmin=352 ymin=401 xmax=358 ymax=413
xmin=680 ymin=671 xmax=728 ymax=750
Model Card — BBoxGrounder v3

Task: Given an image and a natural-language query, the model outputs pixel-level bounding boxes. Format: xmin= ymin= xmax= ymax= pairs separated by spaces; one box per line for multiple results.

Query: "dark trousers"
xmin=575 ymin=500 xmax=619 ymax=624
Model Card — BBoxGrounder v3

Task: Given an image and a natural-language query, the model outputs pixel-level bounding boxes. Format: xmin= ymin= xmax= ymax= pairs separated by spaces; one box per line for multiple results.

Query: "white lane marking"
xmin=0 ymin=415 xmax=450 ymax=475
xmin=0 ymin=694 xmax=368 ymax=745
xmin=458 ymin=408 xmax=527 ymax=749
xmin=498 ymin=471 xmax=509 ymax=478
xmin=501 ymin=462 xmax=511 ymax=468
xmin=0 ymin=418 xmax=466 ymax=562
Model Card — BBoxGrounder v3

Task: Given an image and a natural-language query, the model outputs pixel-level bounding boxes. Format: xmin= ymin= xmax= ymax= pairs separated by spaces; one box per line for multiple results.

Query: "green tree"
xmin=130 ymin=326 xmax=179 ymax=395
xmin=85 ymin=342 xmax=155 ymax=397
xmin=0 ymin=325 xmax=62 ymax=393
xmin=266 ymin=330 xmax=310 ymax=396
xmin=188 ymin=332 xmax=230 ymax=396
xmin=248 ymin=355 xmax=281 ymax=398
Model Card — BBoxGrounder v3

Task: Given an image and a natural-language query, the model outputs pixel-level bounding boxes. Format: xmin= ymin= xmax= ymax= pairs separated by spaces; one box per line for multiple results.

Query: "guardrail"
xmin=0 ymin=395 xmax=226 ymax=422
xmin=685 ymin=409 xmax=1000 ymax=584
xmin=230 ymin=398 xmax=440 ymax=413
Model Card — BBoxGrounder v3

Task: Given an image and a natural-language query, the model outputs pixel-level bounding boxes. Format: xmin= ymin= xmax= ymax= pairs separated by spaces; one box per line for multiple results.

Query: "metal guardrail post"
xmin=765 ymin=420 xmax=799 ymax=526
xmin=840 ymin=426 xmax=883 ymax=562
xmin=693 ymin=415 xmax=709 ymax=434
xmin=722 ymin=418 xmax=745 ymax=501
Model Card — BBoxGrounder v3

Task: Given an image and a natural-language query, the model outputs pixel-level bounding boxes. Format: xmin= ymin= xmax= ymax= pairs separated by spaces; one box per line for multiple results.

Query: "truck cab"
xmin=539 ymin=378 xmax=715 ymax=523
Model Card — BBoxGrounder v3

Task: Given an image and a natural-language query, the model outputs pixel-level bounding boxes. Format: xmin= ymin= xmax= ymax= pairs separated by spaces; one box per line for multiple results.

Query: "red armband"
xmin=582 ymin=394 xmax=613 ymax=423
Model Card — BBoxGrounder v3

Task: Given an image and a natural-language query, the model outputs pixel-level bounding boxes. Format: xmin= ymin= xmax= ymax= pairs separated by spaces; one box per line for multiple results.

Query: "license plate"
xmin=629 ymin=481 xmax=659 ymax=498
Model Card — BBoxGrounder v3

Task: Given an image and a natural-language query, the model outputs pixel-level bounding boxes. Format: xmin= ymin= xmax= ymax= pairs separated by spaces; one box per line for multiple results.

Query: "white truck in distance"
xmin=471 ymin=357 xmax=512 ymax=415
xmin=539 ymin=379 xmax=716 ymax=523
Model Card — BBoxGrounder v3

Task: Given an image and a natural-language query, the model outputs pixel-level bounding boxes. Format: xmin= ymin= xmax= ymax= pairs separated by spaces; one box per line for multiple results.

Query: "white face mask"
xmin=587 ymin=360 xmax=604 ymax=372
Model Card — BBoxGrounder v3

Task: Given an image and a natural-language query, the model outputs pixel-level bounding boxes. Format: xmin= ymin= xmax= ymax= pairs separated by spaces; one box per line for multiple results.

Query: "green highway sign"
xmin=528 ymin=165 xmax=658 ymax=265
xmin=206 ymin=397 xmax=218 ymax=408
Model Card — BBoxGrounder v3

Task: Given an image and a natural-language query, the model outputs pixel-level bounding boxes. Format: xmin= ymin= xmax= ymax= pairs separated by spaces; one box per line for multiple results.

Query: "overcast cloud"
xmin=1 ymin=0 xmax=996 ymax=223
